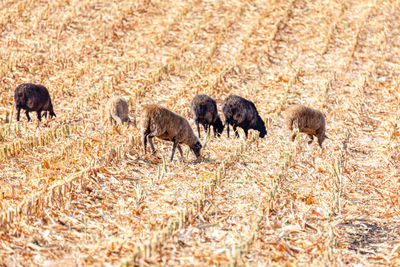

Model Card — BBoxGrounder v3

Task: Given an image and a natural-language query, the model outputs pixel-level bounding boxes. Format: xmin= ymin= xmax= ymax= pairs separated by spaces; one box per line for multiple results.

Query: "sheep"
xmin=222 ymin=95 xmax=267 ymax=138
xmin=14 ymin=83 xmax=56 ymax=122
xmin=104 ymin=97 xmax=132 ymax=126
xmin=284 ymin=104 xmax=328 ymax=147
xmin=140 ymin=104 xmax=202 ymax=162
xmin=190 ymin=94 xmax=224 ymax=138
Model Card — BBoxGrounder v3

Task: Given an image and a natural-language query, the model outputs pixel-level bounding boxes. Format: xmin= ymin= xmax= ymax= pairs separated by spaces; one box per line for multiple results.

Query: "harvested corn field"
xmin=1 ymin=0 xmax=400 ymax=265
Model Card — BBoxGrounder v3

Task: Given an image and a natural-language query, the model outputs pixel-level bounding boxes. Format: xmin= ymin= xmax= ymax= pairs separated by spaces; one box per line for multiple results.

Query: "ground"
xmin=0 ymin=0 xmax=400 ymax=265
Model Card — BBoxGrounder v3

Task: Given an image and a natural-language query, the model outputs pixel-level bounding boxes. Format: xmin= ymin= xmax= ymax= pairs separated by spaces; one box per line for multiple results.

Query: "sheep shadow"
xmin=184 ymin=156 xmax=216 ymax=165
xmin=136 ymin=154 xmax=216 ymax=168
xmin=336 ymin=218 xmax=400 ymax=255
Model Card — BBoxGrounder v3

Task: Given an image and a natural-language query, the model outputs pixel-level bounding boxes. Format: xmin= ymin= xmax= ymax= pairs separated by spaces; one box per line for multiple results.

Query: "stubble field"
xmin=0 ymin=0 xmax=400 ymax=265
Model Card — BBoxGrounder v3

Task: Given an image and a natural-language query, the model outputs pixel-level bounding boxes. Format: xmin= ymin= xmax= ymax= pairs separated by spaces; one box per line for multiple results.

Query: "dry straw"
xmin=0 ymin=0 xmax=399 ymax=265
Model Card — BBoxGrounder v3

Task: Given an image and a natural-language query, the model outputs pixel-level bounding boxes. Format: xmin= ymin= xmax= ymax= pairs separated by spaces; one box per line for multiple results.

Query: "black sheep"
xmin=190 ymin=94 xmax=224 ymax=138
xmin=14 ymin=83 xmax=56 ymax=122
xmin=222 ymin=95 xmax=266 ymax=138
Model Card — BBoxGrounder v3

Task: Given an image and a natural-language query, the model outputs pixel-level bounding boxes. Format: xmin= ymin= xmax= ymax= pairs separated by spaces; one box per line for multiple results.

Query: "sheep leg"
xmin=202 ymin=124 xmax=209 ymax=137
xmin=49 ymin=109 xmax=56 ymax=118
xmin=142 ymin=133 xmax=148 ymax=153
xmin=16 ymin=107 xmax=21 ymax=121
xmin=316 ymin=129 xmax=324 ymax=148
xmin=244 ymin=129 xmax=248 ymax=138
xmin=149 ymin=136 xmax=156 ymax=154
xmin=226 ymin=123 xmax=230 ymax=138
xmin=307 ymin=134 xmax=314 ymax=144
xmin=109 ymin=116 xmax=114 ymax=126
xmin=170 ymin=138 xmax=178 ymax=162
xmin=196 ymin=119 xmax=200 ymax=138
xmin=37 ymin=109 xmax=42 ymax=122
xmin=111 ymin=114 xmax=123 ymax=125
xmin=317 ymin=138 xmax=323 ymax=147
xmin=233 ymin=125 xmax=239 ymax=138
xmin=25 ymin=110 xmax=31 ymax=122
xmin=207 ymin=124 xmax=211 ymax=137
xmin=177 ymin=144 xmax=184 ymax=159
xmin=43 ymin=111 xmax=48 ymax=118
xmin=291 ymin=132 xmax=296 ymax=142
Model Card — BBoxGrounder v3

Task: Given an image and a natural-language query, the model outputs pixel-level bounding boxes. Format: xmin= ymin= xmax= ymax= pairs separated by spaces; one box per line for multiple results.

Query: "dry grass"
xmin=0 ymin=0 xmax=400 ymax=265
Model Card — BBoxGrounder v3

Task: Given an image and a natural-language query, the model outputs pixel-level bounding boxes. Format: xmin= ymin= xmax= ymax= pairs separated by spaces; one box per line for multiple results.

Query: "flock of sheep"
xmin=13 ymin=83 xmax=328 ymax=162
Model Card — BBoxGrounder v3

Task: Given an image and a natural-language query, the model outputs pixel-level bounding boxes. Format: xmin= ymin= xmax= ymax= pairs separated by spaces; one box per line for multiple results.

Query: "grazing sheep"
xmin=105 ymin=97 xmax=132 ymax=125
xmin=284 ymin=104 xmax=328 ymax=147
xmin=14 ymin=83 xmax=56 ymax=122
xmin=140 ymin=104 xmax=202 ymax=162
xmin=222 ymin=95 xmax=267 ymax=138
xmin=190 ymin=94 xmax=224 ymax=138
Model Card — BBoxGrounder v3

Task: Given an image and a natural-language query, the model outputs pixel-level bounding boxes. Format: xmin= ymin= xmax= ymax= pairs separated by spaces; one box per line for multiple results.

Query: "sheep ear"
xmin=324 ymin=135 xmax=329 ymax=139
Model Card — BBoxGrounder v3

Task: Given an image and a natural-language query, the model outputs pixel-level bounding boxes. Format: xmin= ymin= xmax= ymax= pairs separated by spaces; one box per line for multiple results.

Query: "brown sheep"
xmin=140 ymin=104 xmax=202 ymax=162
xmin=14 ymin=83 xmax=56 ymax=122
xmin=284 ymin=104 xmax=328 ymax=147
xmin=104 ymin=97 xmax=132 ymax=125
xmin=190 ymin=94 xmax=224 ymax=138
